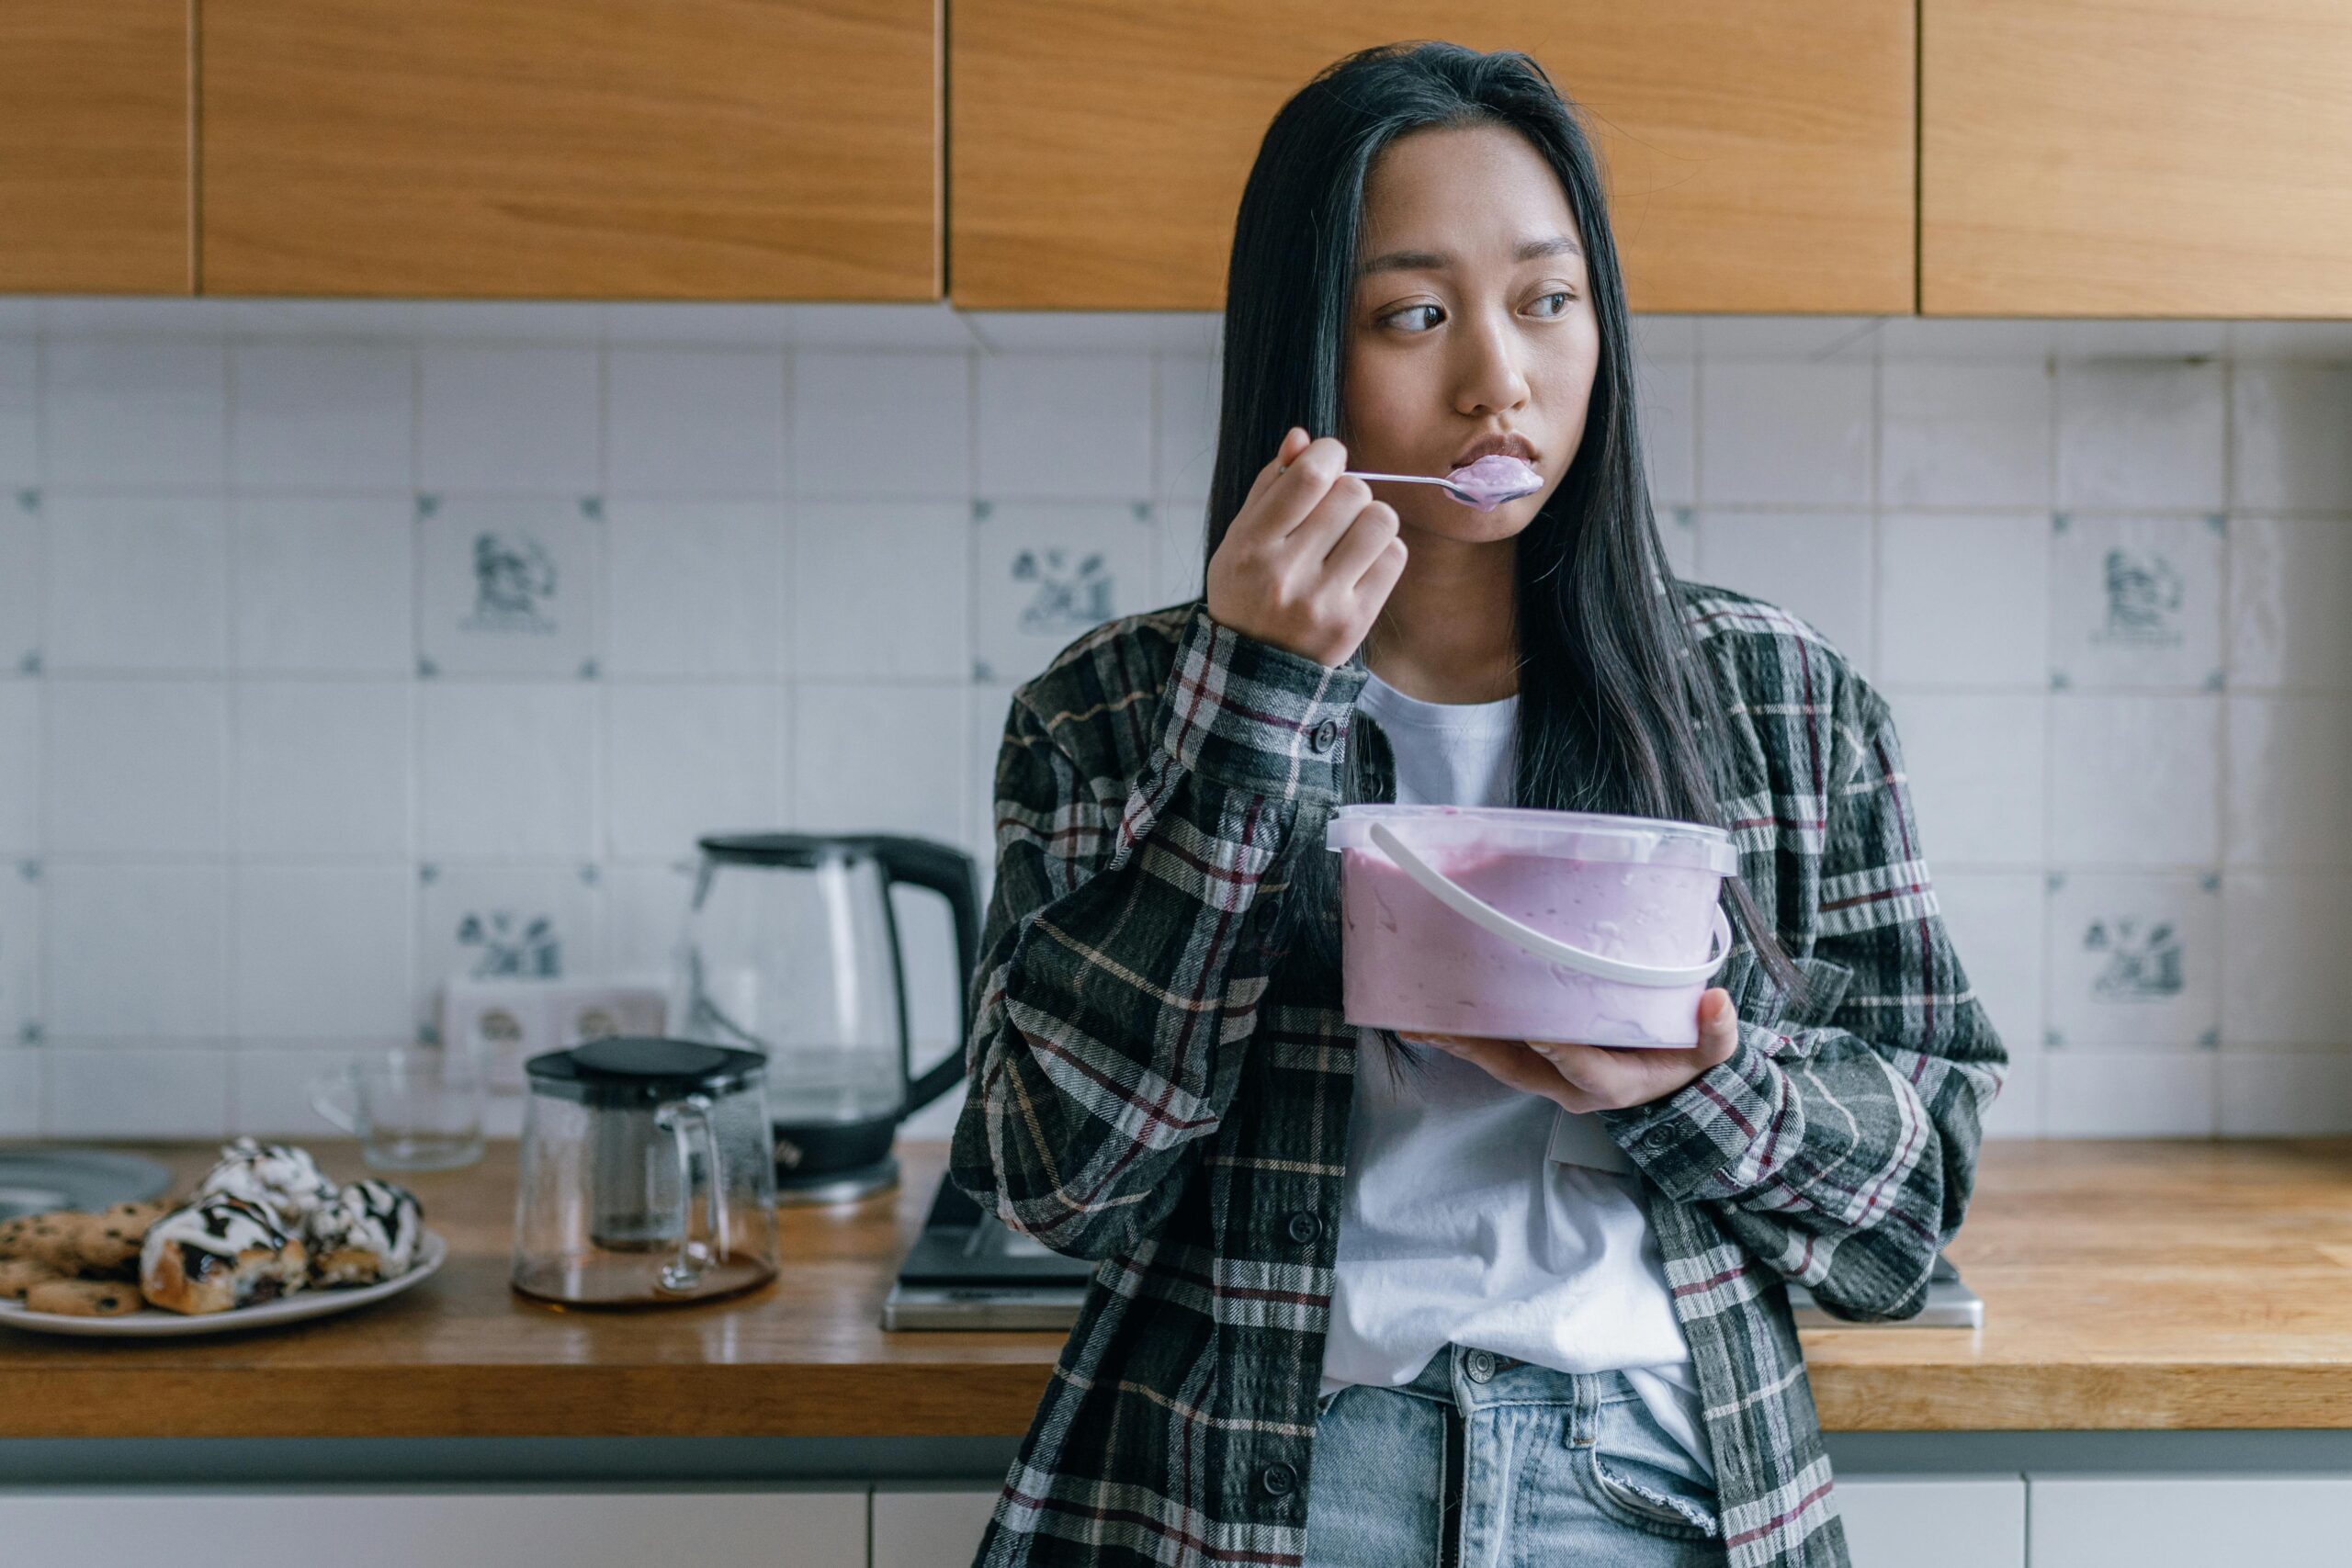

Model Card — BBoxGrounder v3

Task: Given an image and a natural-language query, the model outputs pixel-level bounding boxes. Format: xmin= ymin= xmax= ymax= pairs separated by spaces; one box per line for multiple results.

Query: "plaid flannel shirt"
xmin=950 ymin=580 xmax=2007 ymax=1568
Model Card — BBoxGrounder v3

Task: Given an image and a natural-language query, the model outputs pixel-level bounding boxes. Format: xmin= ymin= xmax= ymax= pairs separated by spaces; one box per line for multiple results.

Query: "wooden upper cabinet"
xmin=199 ymin=0 xmax=941 ymax=299
xmin=1924 ymin=0 xmax=2352 ymax=316
xmin=951 ymin=1 xmax=1915 ymax=313
xmin=0 ymin=2 xmax=191 ymax=294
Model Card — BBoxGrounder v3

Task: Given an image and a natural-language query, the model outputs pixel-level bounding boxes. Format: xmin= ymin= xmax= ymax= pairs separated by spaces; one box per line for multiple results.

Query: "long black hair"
xmin=1199 ymin=40 xmax=1805 ymax=1053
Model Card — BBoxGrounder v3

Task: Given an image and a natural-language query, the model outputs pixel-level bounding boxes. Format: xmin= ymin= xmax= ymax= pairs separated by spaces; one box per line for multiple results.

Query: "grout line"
xmin=589 ymin=341 xmax=613 ymax=958
xmin=29 ymin=333 xmax=49 ymax=877
xmin=23 ymin=326 xmax=46 ymax=1131
xmin=221 ymin=336 xmax=240 ymax=1072
xmin=1147 ymin=347 xmax=1168 ymax=603
xmin=778 ymin=342 xmax=797 ymax=825
xmin=2211 ymin=353 xmax=2235 ymax=1136
xmin=1868 ymin=333 xmax=1884 ymax=677
xmin=407 ymin=333 xmax=426 ymax=1043
xmin=1689 ymin=342 xmax=1705 ymax=563
xmin=2038 ymin=356 xmax=2060 ymax=1136
xmin=965 ymin=341 xmax=989 ymax=852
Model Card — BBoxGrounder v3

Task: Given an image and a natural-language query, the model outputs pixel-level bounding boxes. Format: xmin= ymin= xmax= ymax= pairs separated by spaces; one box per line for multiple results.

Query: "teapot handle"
xmin=866 ymin=836 xmax=982 ymax=1114
xmin=653 ymin=1093 xmax=722 ymax=1296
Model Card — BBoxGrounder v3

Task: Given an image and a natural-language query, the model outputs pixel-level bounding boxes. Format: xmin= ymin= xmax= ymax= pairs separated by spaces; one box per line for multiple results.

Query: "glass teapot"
xmin=511 ymin=1037 xmax=779 ymax=1308
xmin=667 ymin=833 xmax=979 ymax=1202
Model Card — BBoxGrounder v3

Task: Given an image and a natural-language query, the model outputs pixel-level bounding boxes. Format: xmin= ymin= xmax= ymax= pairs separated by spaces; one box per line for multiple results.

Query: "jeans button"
xmin=1258 ymin=1461 xmax=1298 ymax=1498
xmin=1465 ymin=1348 xmax=1496 ymax=1383
xmin=1285 ymin=1209 xmax=1322 ymax=1247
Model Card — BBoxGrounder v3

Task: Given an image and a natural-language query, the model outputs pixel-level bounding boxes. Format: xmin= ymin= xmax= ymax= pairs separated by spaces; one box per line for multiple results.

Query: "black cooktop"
xmin=882 ymin=1172 xmax=1092 ymax=1330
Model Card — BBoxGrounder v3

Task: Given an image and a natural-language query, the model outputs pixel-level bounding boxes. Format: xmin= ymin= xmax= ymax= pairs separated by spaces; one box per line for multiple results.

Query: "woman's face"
xmin=1341 ymin=123 xmax=1600 ymax=545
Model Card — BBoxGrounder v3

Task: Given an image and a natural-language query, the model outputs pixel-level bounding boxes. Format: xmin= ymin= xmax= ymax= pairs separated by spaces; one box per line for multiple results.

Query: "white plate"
xmin=0 ymin=1232 xmax=447 ymax=1338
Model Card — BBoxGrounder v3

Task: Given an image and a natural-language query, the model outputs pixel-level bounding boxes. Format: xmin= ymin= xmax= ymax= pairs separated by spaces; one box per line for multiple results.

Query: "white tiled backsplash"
xmin=0 ymin=299 xmax=2347 ymax=1145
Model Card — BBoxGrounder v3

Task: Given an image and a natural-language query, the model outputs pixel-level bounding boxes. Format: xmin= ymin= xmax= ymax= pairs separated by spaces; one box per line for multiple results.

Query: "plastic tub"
xmin=1325 ymin=804 xmax=1739 ymax=1049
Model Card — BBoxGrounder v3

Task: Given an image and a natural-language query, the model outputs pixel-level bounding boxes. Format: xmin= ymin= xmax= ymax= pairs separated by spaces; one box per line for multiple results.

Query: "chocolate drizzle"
xmin=194 ymin=1137 xmax=334 ymax=1227
xmin=306 ymin=1179 xmax=423 ymax=1282
xmin=145 ymin=1194 xmax=288 ymax=1261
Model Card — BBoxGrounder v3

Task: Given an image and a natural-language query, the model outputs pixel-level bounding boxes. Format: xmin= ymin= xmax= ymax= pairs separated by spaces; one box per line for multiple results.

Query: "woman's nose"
xmin=1454 ymin=316 xmax=1531 ymax=415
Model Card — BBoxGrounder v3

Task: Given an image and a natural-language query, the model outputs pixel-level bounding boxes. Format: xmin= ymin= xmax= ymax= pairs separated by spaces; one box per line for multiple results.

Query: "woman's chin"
xmin=1403 ymin=499 xmax=1544 ymax=546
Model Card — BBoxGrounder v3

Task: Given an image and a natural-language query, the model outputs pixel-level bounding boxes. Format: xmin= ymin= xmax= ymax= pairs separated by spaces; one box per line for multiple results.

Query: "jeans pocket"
xmin=1579 ymin=1451 xmax=1719 ymax=1541
xmin=1571 ymin=1402 xmax=1721 ymax=1542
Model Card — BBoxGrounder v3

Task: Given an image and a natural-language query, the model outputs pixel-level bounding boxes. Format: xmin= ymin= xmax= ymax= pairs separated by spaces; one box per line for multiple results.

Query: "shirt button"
xmin=1308 ymin=717 xmax=1341 ymax=754
xmin=1464 ymin=1348 xmax=1497 ymax=1383
xmin=1642 ymin=1128 xmax=1676 ymax=1152
xmin=1285 ymin=1210 xmax=1322 ymax=1247
xmin=1258 ymin=1461 xmax=1298 ymax=1498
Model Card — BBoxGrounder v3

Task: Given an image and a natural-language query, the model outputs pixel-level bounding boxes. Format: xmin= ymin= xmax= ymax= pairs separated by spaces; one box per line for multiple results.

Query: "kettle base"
xmin=775 ymin=1154 xmax=899 ymax=1207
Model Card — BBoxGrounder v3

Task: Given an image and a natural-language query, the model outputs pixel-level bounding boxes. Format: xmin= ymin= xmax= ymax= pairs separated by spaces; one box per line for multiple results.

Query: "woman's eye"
xmin=1375 ymin=296 xmax=1570 ymax=330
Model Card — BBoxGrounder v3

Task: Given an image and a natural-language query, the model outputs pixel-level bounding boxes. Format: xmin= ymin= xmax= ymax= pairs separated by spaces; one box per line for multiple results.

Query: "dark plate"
xmin=0 ymin=1149 xmax=176 ymax=1221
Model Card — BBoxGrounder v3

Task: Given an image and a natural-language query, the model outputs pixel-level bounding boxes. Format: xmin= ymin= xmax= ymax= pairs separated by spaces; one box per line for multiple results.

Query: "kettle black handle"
xmin=867 ymin=835 xmax=981 ymax=1115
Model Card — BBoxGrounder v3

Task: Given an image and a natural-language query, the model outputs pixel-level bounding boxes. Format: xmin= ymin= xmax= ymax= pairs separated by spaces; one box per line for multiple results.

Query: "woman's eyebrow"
xmin=1359 ymin=234 xmax=1585 ymax=276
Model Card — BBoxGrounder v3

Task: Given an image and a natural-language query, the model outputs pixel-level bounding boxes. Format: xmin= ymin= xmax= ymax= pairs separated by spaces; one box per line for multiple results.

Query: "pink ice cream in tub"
xmin=1326 ymin=805 xmax=1738 ymax=1048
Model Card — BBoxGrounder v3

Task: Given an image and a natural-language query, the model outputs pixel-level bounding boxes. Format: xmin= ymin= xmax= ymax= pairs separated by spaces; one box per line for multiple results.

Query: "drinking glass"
xmin=310 ymin=1048 xmax=485 ymax=1172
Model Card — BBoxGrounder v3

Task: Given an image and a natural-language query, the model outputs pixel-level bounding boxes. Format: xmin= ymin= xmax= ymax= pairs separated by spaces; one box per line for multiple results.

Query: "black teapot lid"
xmin=525 ymin=1036 xmax=765 ymax=1108
xmin=696 ymin=832 xmax=861 ymax=868
xmin=696 ymin=831 xmax=948 ymax=868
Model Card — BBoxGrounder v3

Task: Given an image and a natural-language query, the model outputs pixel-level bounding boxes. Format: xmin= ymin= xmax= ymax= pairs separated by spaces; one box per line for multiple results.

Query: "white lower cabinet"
xmin=2028 ymin=1476 xmax=2352 ymax=1565
xmin=873 ymin=1486 xmax=1001 ymax=1568
xmin=21 ymin=1470 xmax=2346 ymax=1565
xmin=1832 ymin=1475 xmax=2027 ymax=1567
xmin=0 ymin=1489 xmax=867 ymax=1568
xmin=866 ymin=1479 xmax=2030 ymax=1568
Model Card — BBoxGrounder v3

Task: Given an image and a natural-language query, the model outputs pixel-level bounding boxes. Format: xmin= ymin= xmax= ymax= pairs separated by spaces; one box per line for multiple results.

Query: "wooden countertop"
xmin=2 ymin=1136 xmax=2348 ymax=1439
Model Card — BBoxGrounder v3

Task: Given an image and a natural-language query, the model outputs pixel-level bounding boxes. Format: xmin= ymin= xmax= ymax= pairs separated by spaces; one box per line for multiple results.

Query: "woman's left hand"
xmin=1400 ymin=987 xmax=1741 ymax=1114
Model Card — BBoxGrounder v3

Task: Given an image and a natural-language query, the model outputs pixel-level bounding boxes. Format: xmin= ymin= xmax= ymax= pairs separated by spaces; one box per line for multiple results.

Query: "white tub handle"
xmin=1365 ymin=821 xmax=1733 ymax=989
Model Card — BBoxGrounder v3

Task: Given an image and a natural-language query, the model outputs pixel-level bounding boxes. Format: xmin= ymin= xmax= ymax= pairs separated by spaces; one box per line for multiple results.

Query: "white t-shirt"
xmin=1318 ymin=668 xmax=1714 ymax=1479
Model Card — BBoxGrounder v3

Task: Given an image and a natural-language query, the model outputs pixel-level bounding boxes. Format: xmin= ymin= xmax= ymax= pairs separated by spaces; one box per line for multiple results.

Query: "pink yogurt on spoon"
xmin=1444 ymin=453 xmax=1544 ymax=511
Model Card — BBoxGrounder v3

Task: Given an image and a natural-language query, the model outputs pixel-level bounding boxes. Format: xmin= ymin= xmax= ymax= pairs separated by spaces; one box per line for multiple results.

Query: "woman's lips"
xmin=1443 ymin=453 xmax=1544 ymax=511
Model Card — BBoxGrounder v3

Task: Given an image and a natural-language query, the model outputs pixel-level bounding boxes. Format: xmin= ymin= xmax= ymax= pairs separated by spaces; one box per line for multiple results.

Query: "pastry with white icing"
xmin=138 ymin=1195 xmax=310 ymax=1314
xmin=306 ymin=1179 xmax=423 ymax=1287
xmin=192 ymin=1138 xmax=336 ymax=1229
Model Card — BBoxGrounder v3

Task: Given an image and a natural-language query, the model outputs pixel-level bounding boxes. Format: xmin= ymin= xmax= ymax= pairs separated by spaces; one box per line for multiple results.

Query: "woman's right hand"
xmin=1204 ymin=428 xmax=1408 ymax=668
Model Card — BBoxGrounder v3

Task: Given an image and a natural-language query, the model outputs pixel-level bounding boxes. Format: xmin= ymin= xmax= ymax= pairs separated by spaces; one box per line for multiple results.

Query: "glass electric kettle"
xmin=511 ymin=1036 xmax=779 ymax=1308
xmin=667 ymin=833 xmax=979 ymax=1203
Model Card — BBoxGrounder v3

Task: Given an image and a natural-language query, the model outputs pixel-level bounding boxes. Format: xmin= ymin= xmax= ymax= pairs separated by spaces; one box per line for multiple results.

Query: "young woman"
xmin=951 ymin=40 xmax=2006 ymax=1568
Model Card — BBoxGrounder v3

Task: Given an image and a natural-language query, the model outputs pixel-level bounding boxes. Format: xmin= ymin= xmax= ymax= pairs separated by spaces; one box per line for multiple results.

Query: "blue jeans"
xmin=1303 ymin=1343 xmax=1727 ymax=1567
